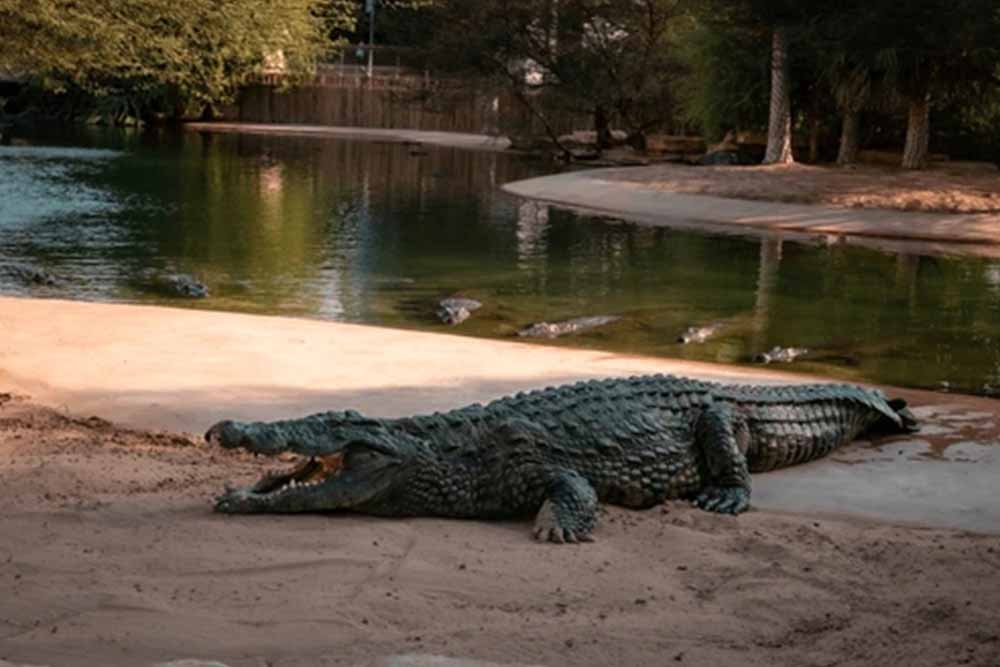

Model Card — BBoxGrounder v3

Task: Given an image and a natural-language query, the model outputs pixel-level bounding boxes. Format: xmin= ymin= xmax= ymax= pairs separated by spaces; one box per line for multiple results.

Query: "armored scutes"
xmin=208 ymin=375 xmax=917 ymax=543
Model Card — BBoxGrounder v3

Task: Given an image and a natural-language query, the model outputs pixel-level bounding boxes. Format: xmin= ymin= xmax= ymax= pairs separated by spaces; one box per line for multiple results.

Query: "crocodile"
xmin=677 ymin=323 xmax=721 ymax=344
xmin=437 ymin=298 xmax=482 ymax=325
xmin=517 ymin=315 xmax=621 ymax=339
xmin=756 ymin=346 xmax=809 ymax=364
xmin=208 ymin=374 xmax=917 ymax=543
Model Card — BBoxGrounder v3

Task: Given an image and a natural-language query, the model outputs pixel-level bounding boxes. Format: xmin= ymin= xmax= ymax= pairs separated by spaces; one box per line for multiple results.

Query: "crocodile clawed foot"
xmin=532 ymin=499 xmax=596 ymax=544
xmin=693 ymin=486 xmax=750 ymax=515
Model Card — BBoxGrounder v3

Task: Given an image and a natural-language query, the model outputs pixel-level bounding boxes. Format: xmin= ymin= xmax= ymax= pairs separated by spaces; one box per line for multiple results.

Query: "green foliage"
xmin=674 ymin=18 xmax=769 ymax=141
xmin=0 ymin=0 xmax=344 ymax=121
xmin=676 ymin=0 xmax=1000 ymax=161
xmin=933 ymin=83 xmax=1000 ymax=164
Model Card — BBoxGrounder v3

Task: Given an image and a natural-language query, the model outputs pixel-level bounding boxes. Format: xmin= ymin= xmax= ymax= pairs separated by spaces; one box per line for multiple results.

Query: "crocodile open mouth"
xmin=248 ymin=453 xmax=345 ymax=496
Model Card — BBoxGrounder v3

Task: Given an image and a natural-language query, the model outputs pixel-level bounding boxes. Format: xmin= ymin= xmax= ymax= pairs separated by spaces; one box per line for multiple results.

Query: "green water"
xmin=2 ymin=128 xmax=1000 ymax=395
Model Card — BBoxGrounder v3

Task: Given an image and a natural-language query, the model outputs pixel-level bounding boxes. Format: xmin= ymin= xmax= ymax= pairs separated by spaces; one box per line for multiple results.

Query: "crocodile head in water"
xmin=206 ymin=412 xmax=422 ymax=513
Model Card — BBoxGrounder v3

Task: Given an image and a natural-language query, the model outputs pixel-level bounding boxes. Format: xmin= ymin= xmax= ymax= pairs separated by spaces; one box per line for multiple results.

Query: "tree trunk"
xmin=763 ymin=26 xmax=794 ymax=165
xmin=901 ymin=93 xmax=930 ymax=169
xmin=837 ymin=110 xmax=860 ymax=165
xmin=808 ymin=117 xmax=820 ymax=163
xmin=594 ymin=106 xmax=612 ymax=150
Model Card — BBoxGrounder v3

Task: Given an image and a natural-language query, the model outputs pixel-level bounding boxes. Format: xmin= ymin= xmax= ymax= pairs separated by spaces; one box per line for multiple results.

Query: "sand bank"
xmin=1 ymin=297 xmax=999 ymax=666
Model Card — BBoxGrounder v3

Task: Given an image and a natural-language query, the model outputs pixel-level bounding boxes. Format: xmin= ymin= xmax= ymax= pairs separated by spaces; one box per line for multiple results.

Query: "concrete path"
xmin=1 ymin=297 xmax=998 ymax=533
xmin=504 ymin=170 xmax=1000 ymax=254
xmin=185 ymin=122 xmax=512 ymax=152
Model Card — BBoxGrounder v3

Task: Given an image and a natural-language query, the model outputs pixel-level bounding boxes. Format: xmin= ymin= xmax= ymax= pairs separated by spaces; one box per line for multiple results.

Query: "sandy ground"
xmin=2 ymin=396 xmax=999 ymax=667
xmin=1 ymin=298 xmax=1000 ymax=666
xmin=605 ymin=163 xmax=1000 ymax=214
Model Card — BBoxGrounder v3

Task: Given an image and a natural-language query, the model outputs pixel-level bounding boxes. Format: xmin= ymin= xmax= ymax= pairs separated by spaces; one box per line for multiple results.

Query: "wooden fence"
xmin=235 ymin=64 xmax=589 ymax=137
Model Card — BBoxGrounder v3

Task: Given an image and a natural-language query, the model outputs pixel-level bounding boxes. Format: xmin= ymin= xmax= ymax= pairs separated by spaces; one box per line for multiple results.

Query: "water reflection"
xmin=3 ymin=130 xmax=1000 ymax=395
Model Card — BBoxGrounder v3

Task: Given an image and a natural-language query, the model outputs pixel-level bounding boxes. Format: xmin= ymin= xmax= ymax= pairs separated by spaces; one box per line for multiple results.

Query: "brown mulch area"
xmin=606 ymin=162 xmax=1000 ymax=214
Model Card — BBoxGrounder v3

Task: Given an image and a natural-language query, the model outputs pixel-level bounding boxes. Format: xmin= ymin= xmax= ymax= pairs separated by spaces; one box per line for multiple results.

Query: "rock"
xmin=437 ymin=298 xmax=482 ymax=325
xmin=517 ymin=315 xmax=621 ymax=339
xmin=754 ymin=346 xmax=809 ymax=364
xmin=0 ymin=263 xmax=58 ymax=286
xmin=677 ymin=324 xmax=720 ymax=344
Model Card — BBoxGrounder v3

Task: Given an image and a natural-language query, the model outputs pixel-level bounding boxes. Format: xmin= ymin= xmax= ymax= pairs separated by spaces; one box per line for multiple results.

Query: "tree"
xmin=421 ymin=0 xmax=688 ymax=154
xmin=851 ymin=0 xmax=1000 ymax=169
xmin=763 ymin=24 xmax=793 ymax=163
xmin=0 ymin=0 xmax=345 ymax=121
xmin=682 ymin=0 xmax=818 ymax=165
xmin=674 ymin=16 xmax=769 ymax=143
xmin=683 ymin=0 xmax=1000 ymax=169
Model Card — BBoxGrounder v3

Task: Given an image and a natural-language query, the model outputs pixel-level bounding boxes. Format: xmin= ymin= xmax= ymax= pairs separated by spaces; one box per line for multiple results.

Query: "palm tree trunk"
xmin=763 ymin=26 xmax=794 ymax=165
xmin=901 ymin=93 xmax=930 ymax=169
xmin=837 ymin=111 xmax=860 ymax=165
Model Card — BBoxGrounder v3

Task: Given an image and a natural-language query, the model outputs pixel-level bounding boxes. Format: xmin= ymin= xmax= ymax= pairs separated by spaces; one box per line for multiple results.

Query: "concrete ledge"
xmin=185 ymin=122 xmax=512 ymax=152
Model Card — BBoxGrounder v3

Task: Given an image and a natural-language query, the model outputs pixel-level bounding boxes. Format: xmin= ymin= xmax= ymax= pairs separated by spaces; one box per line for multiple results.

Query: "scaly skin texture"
xmin=209 ymin=374 xmax=917 ymax=543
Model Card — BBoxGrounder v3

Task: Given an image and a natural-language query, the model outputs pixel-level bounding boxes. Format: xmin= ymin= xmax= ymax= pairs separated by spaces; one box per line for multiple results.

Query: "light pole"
xmin=366 ymin=0 xmax=376 ymax=79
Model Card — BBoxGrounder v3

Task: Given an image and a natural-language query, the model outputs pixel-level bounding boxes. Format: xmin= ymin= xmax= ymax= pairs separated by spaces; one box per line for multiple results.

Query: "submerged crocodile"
xmin=209 ymin=375 xmax=917 ymax=543
xmin=437 ymin=298 xmax=482 ymax=325
xmin=517 ymin=315 xmax=621 ymax=339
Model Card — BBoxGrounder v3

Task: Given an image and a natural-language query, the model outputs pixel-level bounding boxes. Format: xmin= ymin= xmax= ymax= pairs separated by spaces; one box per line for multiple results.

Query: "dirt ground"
xmin=605 ymin=163 xmax=1000 ymax=214
xmin=1 ymin=394 xmax=998 ymax=667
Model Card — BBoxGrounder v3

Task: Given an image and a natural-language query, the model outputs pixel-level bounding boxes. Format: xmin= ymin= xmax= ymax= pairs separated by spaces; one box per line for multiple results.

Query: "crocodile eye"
xmin=347 ymin=447 xmax=381 ymax=465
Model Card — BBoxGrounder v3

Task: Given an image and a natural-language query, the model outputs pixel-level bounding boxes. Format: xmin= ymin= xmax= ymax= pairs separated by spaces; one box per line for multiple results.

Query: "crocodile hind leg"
xmin=531 ymin=468 xmax=598 ymax=544
xmin=692 ymin=403 xmax=752 ymax=515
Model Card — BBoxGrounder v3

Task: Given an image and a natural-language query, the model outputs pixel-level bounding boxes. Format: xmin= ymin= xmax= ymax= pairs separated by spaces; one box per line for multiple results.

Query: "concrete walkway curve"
xmin=504 ymin=169 xmax=1000 ymax=252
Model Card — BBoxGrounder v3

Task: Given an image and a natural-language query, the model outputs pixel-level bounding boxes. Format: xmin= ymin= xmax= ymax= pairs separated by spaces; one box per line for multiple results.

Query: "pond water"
xmin=2 ymin=128 xmax=1000 ymax=396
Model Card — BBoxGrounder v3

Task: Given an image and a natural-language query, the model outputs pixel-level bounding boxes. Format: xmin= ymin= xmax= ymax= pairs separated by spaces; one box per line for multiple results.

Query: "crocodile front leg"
xmin=692 ymin=402 xmax=752 ymax=515
xmin=531 ymin=468 xmax=598 ymax=544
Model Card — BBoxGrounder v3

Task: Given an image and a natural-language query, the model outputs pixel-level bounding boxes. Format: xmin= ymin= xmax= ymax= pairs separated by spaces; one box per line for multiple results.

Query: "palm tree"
xmin=762 ymin=25 xmax=794 ymax=164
